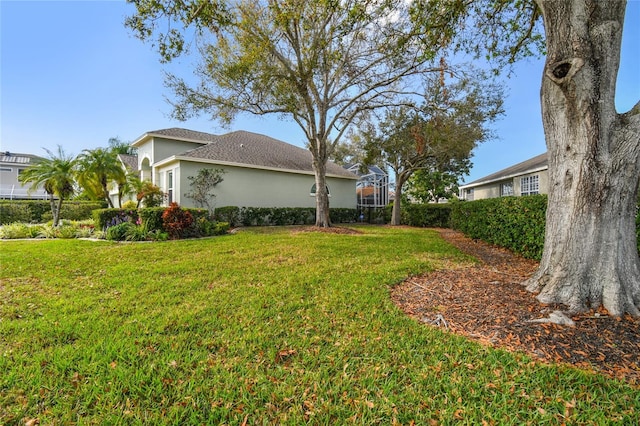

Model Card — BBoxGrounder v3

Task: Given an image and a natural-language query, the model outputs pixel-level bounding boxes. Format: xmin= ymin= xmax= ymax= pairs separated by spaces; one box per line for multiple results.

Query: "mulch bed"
xmin=391 ymin=228 xmax=640 ymax=385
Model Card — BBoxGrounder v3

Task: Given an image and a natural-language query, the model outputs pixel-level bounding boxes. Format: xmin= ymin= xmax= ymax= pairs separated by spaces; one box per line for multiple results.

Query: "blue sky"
xmin=1 ymin=0 xmax=639 ymax=183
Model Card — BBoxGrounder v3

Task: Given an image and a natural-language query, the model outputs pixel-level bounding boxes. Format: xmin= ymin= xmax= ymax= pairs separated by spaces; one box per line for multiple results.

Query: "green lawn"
xmin=1 ymin=226 xmax=637 ymax=424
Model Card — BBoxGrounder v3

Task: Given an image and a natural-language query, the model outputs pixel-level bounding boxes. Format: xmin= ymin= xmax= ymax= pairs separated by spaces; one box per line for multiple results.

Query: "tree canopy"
xmin=126 ymin=0 xmax=460 ymax=226
xmin=18 ymin=146 xmax=76 ymax=227
xmin=353 ymin=72 xmax=503 ymax=224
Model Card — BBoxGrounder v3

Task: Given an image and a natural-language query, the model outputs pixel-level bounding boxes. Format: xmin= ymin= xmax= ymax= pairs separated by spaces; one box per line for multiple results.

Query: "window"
xmin=310 ymin=183 xmax=330 ymax=197
xmin=520 ymin=175 xmax=539 ymax=196
xmin=501 ymin=182 xmax=514 ymax=197
xmin=167 ymin=171 xmax=174 ymax=203
xmin=466 ymin=188 xmax=474 ymax=201
xmin=0 ymin=167 xmax=12 ymax=172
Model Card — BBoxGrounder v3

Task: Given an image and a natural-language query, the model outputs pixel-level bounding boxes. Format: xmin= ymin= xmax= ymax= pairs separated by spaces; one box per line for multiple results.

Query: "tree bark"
xmin=526 ymin=0 xmax=640 ymax=316
xmin=313 ymin=159 xmax=332 ymax=228
xmin=391 ymin=179 xmax=404 ymax=226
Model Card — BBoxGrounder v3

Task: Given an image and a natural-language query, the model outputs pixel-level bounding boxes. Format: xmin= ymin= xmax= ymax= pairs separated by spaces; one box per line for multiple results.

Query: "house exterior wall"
xmin=0 ymin=156 xmax=47 ymax=199
xmin=136 ymin=137 xmax=204 ymax=182
xmin=159 ymin=161 xmax=356 ymax=209
xmin=461 ymin=169 xmax=550 ymax=201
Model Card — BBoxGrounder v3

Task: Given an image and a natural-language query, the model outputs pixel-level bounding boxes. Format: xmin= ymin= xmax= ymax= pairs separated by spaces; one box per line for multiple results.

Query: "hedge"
xmin=95 ymin=206 xmax=228 ymax=239
xmin=214 ymin=206 xmax=358 ymax=227
xmin=449 ymin=195 xmax=548 ymax=259
xmin=0 ymin=200 xmax=106 ymax=224
xmin=384 ymin=203 xmax=452 ymax=228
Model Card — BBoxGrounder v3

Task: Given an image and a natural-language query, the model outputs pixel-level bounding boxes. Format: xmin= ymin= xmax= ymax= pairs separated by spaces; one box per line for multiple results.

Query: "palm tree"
xmin=18 ymin=146 xmax=76 ymax=227
xmin=75 ymin=148 xmax=126 ymax=208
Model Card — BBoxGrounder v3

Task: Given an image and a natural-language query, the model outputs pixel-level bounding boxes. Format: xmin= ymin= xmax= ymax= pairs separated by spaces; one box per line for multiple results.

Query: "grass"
xmin=1 ymin=225 xmax=637 ymax=424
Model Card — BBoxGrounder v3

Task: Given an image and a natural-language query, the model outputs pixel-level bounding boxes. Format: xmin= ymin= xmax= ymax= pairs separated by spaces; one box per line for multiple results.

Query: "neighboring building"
xmin=459 ymin=152 xmax=548 ymax=201
xmin=344 ymin=163 xmax=390 ymax=208
xmin=107 ymin=153 xmax=140 ymax=207
xmin=127 ymin=128 xmax=358 ymax=209
xmin=0 ymin=152 xmax=48 ymax=200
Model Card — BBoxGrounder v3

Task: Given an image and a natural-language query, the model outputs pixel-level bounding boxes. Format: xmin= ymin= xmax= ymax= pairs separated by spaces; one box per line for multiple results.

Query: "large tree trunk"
xmin=313 ymin=160 xmax=331 ymax=227
xmin=526 ymin=0 xmax=640 ymax=316
xmin=391 ymin=179 xmax=404 ymax=226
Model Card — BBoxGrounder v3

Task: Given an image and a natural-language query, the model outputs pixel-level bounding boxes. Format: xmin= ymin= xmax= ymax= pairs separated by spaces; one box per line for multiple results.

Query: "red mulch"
xmin=390 ymin=228 xmax=640 ymax=385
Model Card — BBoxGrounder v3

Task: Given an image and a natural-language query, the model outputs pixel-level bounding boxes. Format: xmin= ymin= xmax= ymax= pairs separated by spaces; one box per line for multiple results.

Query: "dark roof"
xmin=463 ymin=152 xmax=548 ymax=187
xmin=147 ymin=128 xmax=219 ymax=144
xmin=169 ymin=129 xmax=356 ymax=179
xmin=118 ymin=154 xmax=138 ymax=171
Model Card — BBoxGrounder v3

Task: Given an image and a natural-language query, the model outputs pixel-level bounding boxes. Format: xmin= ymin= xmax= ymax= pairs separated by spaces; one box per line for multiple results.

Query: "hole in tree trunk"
xmin=553 ymin=62 xmax=571 ymax=79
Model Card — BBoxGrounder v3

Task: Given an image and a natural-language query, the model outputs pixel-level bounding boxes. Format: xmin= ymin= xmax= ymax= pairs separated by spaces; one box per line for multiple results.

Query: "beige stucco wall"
xmin=157 ymin=160 xmax=356 ymax=209
xmin=472 ymin=183 xmax=502 ymax=200
xmin=462 ymin=169 xmax=550 ymax=200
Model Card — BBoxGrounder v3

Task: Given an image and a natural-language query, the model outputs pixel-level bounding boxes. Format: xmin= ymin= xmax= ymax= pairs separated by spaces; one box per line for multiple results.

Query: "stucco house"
xmin=125 ymin=128 xmax=358 ymax=209
xmin=0 ymin=152 xmax=48 ymax=200
xmin=459 ymin=152 xmax=548 ymax=201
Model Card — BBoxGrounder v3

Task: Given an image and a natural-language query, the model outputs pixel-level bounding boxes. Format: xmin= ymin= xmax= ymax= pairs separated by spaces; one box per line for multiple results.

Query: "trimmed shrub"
xmin=0 ymin=203 xmax=32 ymax=224
xmin=450 ymin=195 xmax=548 ymax=259
xmin=138 ymin=207 xmax=165 ymax=232
xmin=0 ymin=200 xmax=105 ymax=224
xmin=215 ymin=206 xmax=357 ymax=227
xmin=93 ymin=208 xmax=139 ymax=231
xmin=162 ymin=203 xmax=194 ymax=239
xmin=215 ymin=206 xmax=242 ymax=227
xmin=386 ymin=203 xmax=452 ymax=227
xmin=329 ymin=208 xmax=358 ymax=224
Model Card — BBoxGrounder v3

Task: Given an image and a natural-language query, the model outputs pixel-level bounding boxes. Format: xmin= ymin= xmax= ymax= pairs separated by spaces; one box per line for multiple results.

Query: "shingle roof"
xmin=147 ymin=128 xmax=220 ymax=144
xmin=168 ymin=129 xmax=356 ymax=179
xmin=117 ymin=154 xmax=138 ymax=171
xmin=462 ymin=152 xmax=548 ymax=187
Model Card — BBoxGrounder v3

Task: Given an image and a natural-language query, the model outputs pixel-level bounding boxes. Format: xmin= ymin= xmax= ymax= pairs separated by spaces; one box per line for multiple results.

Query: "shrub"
xmin=0 ymin=203 xmax=33 ymax=224
xmin=124 ymin=225 xmax=149 ymax=242
xmin=0 ymin=200 xmax=105 ymax=224
xmin=138 ymin=207 xmax=165 ymax=233
xmin=122 ymin=200 xmax=138 ymax=209
xmin=450 ymin=195 xmax=547 ymax=259
xmin=214 ymin=221 xmax=230 ymax=235
xmin=146 ymin=229 xmax=169 ymax=241
xmin=215 ymin=206 xmax=242 ymax=227
xmin=387 ymin=203 xmax=452 ymax=227
xmin=57 ymin=224 xmax=80 ymax=239
xmin=215 ymin=206 xmax=356 ymax=227
xmin=162 ymin=202 xmax=194 ymax=239
xmin=106 ymin=222 xmax=138 ymax=241
xmin=94 ymin=208 xmax=139 ymax=231
xmin=0 ymin=223 xmax=41 ymax=239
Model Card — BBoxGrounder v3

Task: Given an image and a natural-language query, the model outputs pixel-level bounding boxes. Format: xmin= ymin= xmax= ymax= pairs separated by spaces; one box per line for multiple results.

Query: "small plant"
xmin=125 ymin=225 xmax=149 ymax=242
xmin=0 ymin=223 xmax=35 ymax=239
xmin=106 ymin=222 xmax=138 ymax=241
xmin=162 ymin=202 xmax=193 ymax=239
xmin=57 ymin=224 xmax=80 ymax=239
xmin=122 ymin=200 xmax=137 ymax=209
xmin=146 ymin=229 xmax=169 ymax=241
xmin=39 ymin=225 xmax=59 ymax=239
